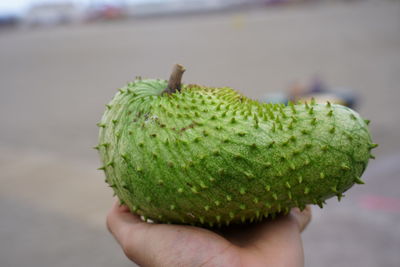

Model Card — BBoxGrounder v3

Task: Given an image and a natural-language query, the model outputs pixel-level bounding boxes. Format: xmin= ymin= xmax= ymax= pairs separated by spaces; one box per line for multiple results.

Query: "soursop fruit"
xmin=96 ymin=65 xmax=376 ymax=226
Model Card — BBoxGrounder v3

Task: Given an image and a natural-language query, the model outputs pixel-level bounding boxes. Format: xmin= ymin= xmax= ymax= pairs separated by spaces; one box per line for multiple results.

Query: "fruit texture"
xmin=96 ymin=66 xmax=376 ymax=226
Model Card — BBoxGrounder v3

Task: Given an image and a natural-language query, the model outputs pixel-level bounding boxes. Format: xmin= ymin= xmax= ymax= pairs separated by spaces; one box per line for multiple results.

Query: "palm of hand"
xmin=107 ymin=202 xmax=311 ymax=267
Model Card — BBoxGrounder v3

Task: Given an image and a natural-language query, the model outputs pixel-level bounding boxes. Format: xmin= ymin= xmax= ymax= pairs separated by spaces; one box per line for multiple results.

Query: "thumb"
xmin=106 ymin=200 xmax=148 ymax=247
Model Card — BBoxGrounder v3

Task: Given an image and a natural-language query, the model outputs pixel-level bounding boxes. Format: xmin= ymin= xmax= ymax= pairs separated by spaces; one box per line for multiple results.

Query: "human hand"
xmin=107 ymin=200 xmax=311 ymax=267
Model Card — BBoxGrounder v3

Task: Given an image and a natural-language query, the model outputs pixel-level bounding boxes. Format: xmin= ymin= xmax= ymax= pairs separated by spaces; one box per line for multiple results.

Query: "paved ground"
xmin=1 ymin=0 xmax=399 ymax=266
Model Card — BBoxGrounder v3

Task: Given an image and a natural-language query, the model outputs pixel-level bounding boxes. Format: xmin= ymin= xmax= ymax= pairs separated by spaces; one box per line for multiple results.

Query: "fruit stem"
xmin=163 ymin=64 xmax=186 ymax=94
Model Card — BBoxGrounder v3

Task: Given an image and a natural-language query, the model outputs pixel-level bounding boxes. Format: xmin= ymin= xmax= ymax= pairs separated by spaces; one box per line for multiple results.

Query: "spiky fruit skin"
xmin=97 ymin=79 xmax=375 ymax=226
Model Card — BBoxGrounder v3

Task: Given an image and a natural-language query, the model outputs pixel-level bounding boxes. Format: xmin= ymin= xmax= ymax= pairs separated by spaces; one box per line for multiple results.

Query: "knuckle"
xmin=106 ymin=212 xmax=113 ymax=233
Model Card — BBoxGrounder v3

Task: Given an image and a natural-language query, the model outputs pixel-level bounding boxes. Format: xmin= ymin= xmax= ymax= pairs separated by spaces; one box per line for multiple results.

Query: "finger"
xmin=239 ymin=215 xmax=305 ymax=266
xmin=290 ymin=206 xmax=312 ymax=232
xmin=106 ymin=200 xmax=148 ymax=247
xmin=106 ymin=200 xmax=234 ymax=266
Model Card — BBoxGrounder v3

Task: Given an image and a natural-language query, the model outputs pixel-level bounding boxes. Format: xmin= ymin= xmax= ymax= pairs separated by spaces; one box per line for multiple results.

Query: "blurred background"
xmin=1 ymin=0 xmax=399 ymax=266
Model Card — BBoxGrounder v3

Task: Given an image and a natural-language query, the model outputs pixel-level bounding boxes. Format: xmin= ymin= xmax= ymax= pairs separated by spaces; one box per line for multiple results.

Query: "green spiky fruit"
xmin=97 ymin=65 xmax=376 ymax=226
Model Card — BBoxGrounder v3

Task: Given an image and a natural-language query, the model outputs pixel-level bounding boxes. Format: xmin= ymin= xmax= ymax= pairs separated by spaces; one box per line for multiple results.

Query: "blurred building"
xmin=7 ymin=0 xmax=317 ymax=28
xmin=123 ymin=0 xmax=230 ymax=17
xmin=0 ymin=15 xmax=19 ymax=29
xmin=23 ymin=1 xmax=83 ymax=27
xmin=122 ymin=0 xmax=310 ymax=17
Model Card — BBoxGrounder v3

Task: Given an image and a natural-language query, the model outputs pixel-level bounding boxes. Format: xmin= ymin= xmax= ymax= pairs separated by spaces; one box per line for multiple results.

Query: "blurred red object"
xmin=359 ymin=195 xmax=400 ymax=213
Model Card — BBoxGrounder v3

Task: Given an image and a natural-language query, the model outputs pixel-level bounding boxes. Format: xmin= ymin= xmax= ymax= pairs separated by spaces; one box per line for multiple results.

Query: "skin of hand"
xmin=107 ymin=200 xmax=312 ymax=267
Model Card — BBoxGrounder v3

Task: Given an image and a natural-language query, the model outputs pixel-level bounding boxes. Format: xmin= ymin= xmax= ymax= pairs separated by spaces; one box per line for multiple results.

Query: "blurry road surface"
xmin=1 ymin=1 xmax=399 ymax=266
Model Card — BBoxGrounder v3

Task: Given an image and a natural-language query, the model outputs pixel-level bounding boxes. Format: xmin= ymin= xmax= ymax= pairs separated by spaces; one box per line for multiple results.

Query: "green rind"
xmin=97 ymin=79 xmax=374 ymax=226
